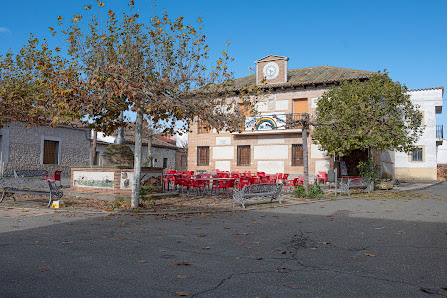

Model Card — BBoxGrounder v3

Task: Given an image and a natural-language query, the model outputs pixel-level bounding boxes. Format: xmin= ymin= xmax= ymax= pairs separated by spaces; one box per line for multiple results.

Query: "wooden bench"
xmin=232 ymin=182 xmax=283 ymax=208
xmin=0 ymin=170 xmax=63 ymax=207
xmin=338 ymin=177 xmax=371 ymax=196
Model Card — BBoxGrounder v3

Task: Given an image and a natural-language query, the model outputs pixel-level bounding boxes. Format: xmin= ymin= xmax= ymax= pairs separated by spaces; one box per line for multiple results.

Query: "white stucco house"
xmin=382 ymin=87 xmax=444 ymax=181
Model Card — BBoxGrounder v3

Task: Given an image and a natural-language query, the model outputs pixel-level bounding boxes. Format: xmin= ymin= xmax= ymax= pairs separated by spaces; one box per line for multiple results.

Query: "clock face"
xmin=266 ymin=65 xmax=276 ymax=77
xmin=263 ymin=62 xmax=279 ymax=80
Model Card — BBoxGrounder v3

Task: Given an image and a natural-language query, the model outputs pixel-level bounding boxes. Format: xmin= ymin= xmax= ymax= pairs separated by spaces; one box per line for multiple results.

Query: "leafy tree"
xmin=0 ymin=37 xmax=81 ymax=127
xmin=1 ymin=1 xmax=254 ymax=208
xmin=312 ymin=72 xmax=424 ymax=157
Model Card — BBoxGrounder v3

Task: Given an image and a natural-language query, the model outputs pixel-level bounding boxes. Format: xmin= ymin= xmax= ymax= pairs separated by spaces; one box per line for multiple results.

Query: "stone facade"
xmin=0 ymin=122 xmax=91 ymax=177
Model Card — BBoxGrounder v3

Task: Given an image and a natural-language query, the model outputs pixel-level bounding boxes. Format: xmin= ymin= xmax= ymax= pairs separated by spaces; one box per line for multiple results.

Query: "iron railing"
xmin=437 ymin=125 xmax=443 ymax=139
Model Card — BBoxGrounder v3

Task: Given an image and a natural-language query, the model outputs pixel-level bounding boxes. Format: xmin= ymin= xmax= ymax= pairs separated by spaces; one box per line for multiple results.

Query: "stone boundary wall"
xmin=70 ymin=167 xmax=163 ymax=194
xmin=437 ymin=164 xmax=447 ymax=181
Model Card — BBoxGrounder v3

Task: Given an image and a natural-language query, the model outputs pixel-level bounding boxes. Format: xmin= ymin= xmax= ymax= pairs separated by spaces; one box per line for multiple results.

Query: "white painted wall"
xmin=311 ymin=144 xmax=328 ymax=159
xmin=212 ymin=146 xmax=234 ymax=159
xmin=395 ymin=88 xmax=443 ymax=170
xmin=257 ymin=160 xmax=284 ymax=174
xmin=215 ymin=160 xmax=231 ymax=172
xmin=254 ymin=145 xmax=288 ymax=159
xmin=257 ymin=135 xmax=285 ymax=144
xmin=315 ymin=160 xmax=330 ymax=173
xmin=437 ymin=140 xmax=447 ymax=164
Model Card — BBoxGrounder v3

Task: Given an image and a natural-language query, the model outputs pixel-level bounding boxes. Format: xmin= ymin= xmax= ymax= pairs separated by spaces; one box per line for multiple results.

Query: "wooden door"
xmin=293 ymin=98 xmax=308 ymax=114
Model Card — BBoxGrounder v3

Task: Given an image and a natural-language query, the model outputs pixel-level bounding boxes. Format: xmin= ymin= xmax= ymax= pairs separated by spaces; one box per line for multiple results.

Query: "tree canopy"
xmin=312 ymin=72 xmax=424 ymax=156
xmin=0 ymin=0 xmax=259 ymax=207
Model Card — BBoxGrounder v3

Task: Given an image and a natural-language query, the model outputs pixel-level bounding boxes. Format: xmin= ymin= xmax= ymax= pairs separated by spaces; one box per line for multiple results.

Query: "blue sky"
xmin=1 ymin=0 xmax=446 ymax=126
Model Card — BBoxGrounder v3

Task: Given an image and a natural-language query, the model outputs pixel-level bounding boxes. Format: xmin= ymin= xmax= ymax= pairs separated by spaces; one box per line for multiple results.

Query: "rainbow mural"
xmin=245 ymin=114 xmax=286 ymax=131
xmin=254 ymin=117 xmax=278 ymax=130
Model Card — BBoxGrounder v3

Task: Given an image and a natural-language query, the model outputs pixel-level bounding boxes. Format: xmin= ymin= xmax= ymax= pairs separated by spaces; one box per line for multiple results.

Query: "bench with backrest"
xmin=232 ymin=182 xmax=283 ymax=208
xmin=338 ymin=177 xmax=371 ymax=196
xmin=0 ymin=169 xmax=63 ymax=207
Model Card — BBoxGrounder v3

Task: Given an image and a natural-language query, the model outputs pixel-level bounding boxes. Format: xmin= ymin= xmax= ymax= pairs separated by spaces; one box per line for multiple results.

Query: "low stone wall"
xmin=71 ymin=167 xmax=163 ymax=194
xmin=437 ymin=164 xmax=447 ymax=181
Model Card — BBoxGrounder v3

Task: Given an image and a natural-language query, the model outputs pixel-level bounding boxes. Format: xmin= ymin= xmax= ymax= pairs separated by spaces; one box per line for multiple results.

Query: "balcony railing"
xmin=437 ymin=125 xmax=443 ymax=139
xmin=243 ymin=113 xmax=304 ymax=131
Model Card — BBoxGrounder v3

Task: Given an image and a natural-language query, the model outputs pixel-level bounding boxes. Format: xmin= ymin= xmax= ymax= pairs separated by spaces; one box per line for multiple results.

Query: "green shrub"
xmin=357 ymin=159 xmax=380 ymax=182
xmin=292 ymin=185 xmax=324 ymax=200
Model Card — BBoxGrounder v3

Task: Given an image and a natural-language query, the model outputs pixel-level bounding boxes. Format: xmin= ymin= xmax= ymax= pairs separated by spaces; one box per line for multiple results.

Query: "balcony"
xmin=232 ymin=113 xmax=305 ymax=135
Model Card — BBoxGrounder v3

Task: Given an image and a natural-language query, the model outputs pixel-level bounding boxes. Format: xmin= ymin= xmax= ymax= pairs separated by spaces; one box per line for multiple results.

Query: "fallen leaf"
xmin=139 ymin=260 xmax=148 ymax=263
xmin=197 ymin=234 xmax=207 ymax=237
xmin=321 ymin=242 xmax=331 ymax=245
xmin=168 ymin=261 xmax=190 ymax=267
xmin=38 ymin=267 xmax=51 ymax=272
xmin=277 ymin=250 xmax=288 ymax=254
xmin=202 ymin=246 xmax=211 ymax=250
xmin=175 ymin=292 xmax=189 ymax=296
xmin=276 ymin=266 xmax=290 ymax=273
xmin=364 ymin=253 xmax=376 ymax=257
xmin=350 ymin=256 xmax=359 ymax=259
xmin=420 ymin=288 xmax=437 ymax=294
xmin=286 ymin=285 xmax=299 ymax=289
xmin=176 ymin=275 xmax=187 ymax=279
xmin=310 ymin=247 xmax=318 ymax=250
xmin=256 ymin=257 xmax=263 ymax=260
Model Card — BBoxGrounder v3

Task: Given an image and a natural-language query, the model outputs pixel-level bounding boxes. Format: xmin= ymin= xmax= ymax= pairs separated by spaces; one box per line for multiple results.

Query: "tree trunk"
xmin=131 ymin=109 xmax=144 ymax=208
xmin=302 ymin=118 xmax=309 ymax=194
xmin=91 ymin=130 xmax=97 ymax=166
xmin=147 ymin=135 xmax=153 ymax=167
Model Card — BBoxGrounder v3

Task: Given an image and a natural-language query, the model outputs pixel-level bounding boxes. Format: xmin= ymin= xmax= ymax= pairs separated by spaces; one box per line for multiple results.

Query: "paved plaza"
xmin=0 ymin=183 xmax=446 ymax=297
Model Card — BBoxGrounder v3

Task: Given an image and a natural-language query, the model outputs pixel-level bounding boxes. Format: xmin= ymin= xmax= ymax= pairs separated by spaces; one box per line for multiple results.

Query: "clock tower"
xmin=255 ymin=55 xmax=289 ymax=85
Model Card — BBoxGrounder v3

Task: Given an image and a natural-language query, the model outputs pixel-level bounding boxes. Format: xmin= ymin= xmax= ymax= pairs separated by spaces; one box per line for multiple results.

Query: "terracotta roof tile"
xmin=232 ymin=65 xmax=377 ymax=89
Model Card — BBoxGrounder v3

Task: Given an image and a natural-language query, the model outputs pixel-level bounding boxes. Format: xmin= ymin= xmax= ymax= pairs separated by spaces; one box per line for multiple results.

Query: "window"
xmin=411 ymin=147 xmax=423 ymax=162
xmin=237 ymin=145 xmax=251 ymax=166
xmin=163 ymin=158 xmax=168 ymax=168
xmin=292 ymin=144 xmax=303 ymax=166
xmin=197 ymin=146 xmax=210 ymax=166
xmin=198 ymin=119 xmax=211 ymax=133
xmin=43 ymin=140 xmax=59 ymax=164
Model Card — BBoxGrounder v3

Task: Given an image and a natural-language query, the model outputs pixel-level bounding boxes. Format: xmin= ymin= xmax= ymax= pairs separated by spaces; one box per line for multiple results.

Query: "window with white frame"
xmin=410 ymin=147 xmax=424 ymax=162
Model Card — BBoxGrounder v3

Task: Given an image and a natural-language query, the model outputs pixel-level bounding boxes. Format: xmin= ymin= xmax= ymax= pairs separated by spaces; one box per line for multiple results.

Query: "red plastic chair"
xmin=260 ymin=176 xmax=270 ymax=184
xmin=179 ymin=174 xmax=193 ymax=195
xmin=212 ymin=172 xmax=230 ymax=197
xmin=242 ymin=171 xmax=251 ymax=178
xmin=235 ymin=177 xmax=251 ymax=190
xmin=45 ymin=170 xmax=62 ymax=187
xmin=318 ymin=171 xmax=328 ymax=184
xmin=192 ymin=174 xmax=208 ymax=196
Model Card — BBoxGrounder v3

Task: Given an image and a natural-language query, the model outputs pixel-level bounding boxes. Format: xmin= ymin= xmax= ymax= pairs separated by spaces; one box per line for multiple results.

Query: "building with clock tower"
xmin=255 ymin=55 xmax=288 ymax=85
xmin=186 ymin=55 xmax=443 ymax=181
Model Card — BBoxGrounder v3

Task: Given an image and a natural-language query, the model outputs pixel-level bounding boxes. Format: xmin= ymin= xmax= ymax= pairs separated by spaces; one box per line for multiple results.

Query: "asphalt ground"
xmin=0 ymin=183 xmax=446 ymax=297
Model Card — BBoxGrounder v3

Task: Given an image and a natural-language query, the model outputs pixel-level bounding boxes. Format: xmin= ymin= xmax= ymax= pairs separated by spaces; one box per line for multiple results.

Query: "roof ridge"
xmin=408 ymin=86 xmax=444 ymax=92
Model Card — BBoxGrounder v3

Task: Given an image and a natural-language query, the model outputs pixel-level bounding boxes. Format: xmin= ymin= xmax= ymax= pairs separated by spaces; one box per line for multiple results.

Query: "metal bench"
xmin=232 ymin=182 xmax=283 ymax=208
xmin=0 ymin=170 xmax=63 ymax=207
xmin=338 ymin=177 xmax=371 ymax=197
